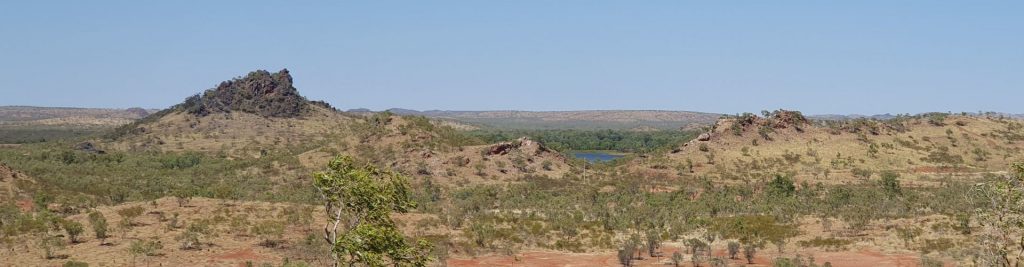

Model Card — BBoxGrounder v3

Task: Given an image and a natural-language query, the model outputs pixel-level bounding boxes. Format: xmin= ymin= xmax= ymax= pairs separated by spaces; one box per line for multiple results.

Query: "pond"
xmin=572 ymin=151 xmax=625 ymax=163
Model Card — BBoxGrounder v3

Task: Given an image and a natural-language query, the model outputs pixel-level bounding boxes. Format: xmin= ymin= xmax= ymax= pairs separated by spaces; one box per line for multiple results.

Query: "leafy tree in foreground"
xmin=313 ymin=155 xmax=432 ymax=267
xmin=973 ymin=163 xmax=1024 ymax=266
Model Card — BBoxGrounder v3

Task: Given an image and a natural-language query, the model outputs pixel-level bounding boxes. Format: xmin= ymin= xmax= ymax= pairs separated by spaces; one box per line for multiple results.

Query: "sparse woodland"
xmin=3 ymin=73 xmax=1024 ymax=266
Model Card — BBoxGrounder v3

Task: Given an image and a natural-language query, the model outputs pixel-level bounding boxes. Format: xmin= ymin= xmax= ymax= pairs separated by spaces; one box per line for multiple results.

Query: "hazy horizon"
xmin=2 ymin=1 xmax=1022 ymax=115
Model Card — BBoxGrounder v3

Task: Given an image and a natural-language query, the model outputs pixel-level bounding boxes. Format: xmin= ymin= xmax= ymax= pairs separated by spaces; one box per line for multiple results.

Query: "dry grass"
xmin=637 ymin=115 xmax=1024 ymax=185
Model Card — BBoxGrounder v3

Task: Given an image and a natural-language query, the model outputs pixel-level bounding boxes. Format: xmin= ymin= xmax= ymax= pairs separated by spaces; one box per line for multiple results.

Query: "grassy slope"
xmin=635 ymin=115 xmax=1024 ymax=184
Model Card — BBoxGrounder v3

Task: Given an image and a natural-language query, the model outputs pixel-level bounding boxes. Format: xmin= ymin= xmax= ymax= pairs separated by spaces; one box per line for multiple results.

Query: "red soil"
xmin=210 ymin=248 xmax=266 ymax=266
xmin=448 ymin=246 xmax=923 ymax=267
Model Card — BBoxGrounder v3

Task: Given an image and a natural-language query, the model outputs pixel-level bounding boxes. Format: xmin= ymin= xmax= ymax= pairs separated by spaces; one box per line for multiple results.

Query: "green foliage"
xmin=40 ymin=233 xmax=65 ymax=259
xmin=743 ymin=243 xmax=759 ymax=264
xmin=117 ymin=206 xmax=145 ymax=226
xmin=921 ymin=146 xmax=963 ymax=165
xmin=971 ymin=162 xmax=1024 ymax=266
xmin=925 ymin=113 xmax=948 ymax=126
xmin=0 ymin=142 xmax=318 ymax=204
xmin=87 ymin=211 xmax=108 ymax=243
xmin=727 ymin=241 xmax=740 ymax=259
xmin=312 ymin=155 xmax=432 ymax=267
xmin=468 ymin=129 xmax=697 ymax=153
xmin=128 ymin=238 xmax=163 ymax=266
xmin=177 ymin=220 xmax=214 ymax=250
xmin=797 ymin=237 xmax=852 ymax=251
xmin=251 ymin=220 xmax=286 ymax=247
xmin=160 ymin=153 xmax=202 ymax=169
xmin=61 ymin=220 xmax=84 ymax=243
xmin=879 ymin=171 xmax=902 ymax=199
xmin=0 ymin=126 xmax=103 ymax=144
xmin=766 ymin=175 xmax=796 ymax=198
xmin=710 ymin=215 xmax=798 ymax=246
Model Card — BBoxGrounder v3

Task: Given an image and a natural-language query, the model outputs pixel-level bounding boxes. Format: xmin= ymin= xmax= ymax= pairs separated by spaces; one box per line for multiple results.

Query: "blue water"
xmin=573 ymin=152 xmax=624 ymax=163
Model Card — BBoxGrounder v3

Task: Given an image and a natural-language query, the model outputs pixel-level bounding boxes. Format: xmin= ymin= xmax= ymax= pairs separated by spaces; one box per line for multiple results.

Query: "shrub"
xmin=743 ymin=244 xmax=758 ymax=264
xmin=766 ymin=175 xmax=796 ymax=198
xmin=251 ymin=220 xmax=286 ymax=247
xmin=61 ymin=220 xmax=84 ymax=244
xmin=62 ymin=261 xmax=89 ymax=267
xmin=117 ymin=206 xmax=145 ymax=226
xmin=797 ymin=237 xmax=852 ymax=251
xmin=128 ymin=238 xmax=163 ymax=266
xmin=87 ymin=211 xmax=109 ymax=244
xmin=177 ymin=220 xmax=214 ymax=250
xmin=39 ymin=234 xmax=64 ymax=259
xmin=671 ymin=251 xmax=683 ymax=267
xmin=879 ymin=171 xmax=902 ymax=199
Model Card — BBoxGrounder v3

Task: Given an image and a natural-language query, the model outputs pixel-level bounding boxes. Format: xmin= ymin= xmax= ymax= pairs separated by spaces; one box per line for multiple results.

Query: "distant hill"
xmin=808 ymin=113 xmax=900 ymax=121
xmin=0 ymin=106 xmax=158 ymax=143
xmin=0 ymin=106 xmax=156 ymax=126
xmin=347 ymin=108 xmax=723 ymax=130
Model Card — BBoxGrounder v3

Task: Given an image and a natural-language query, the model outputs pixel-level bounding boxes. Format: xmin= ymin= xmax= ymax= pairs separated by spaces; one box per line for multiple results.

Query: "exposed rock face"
xmin=487 ymin=137 xmax=551 ymax=156
xmin=74 ymin=142 xmax=106 ymax=154
xmin=184 ymin=69 xmax=310 ymax=118
xmin=697 ymin=133 xmax=711 ymax=141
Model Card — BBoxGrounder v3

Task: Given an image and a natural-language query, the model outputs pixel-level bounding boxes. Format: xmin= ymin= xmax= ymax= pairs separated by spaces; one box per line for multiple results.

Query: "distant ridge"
xmin=348 ymin=108 xmax=723 ymax=130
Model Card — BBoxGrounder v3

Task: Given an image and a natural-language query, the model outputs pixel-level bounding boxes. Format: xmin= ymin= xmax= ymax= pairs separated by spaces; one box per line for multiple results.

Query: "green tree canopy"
xmin=313 ymin=155 xmax=431 ymax=267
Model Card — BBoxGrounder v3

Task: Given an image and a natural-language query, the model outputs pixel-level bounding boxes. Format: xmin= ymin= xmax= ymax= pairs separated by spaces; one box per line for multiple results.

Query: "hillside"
xmin=635 ymin=110 xmax=1024 ymax=184
xmin=0 ymin=163 xmax=35 ymax=206
xmin=364 ymin=109 xmax=723 ymax=130
xmin=100 ymin=69 xmax=573 ymax=186
xmin=0 ymin=106 xmax=155 ymax=143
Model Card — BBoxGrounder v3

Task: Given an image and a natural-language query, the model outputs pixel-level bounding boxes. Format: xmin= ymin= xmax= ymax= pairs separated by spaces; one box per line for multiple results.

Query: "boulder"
xmin=73 ymin=142 xmax=106 ymax=154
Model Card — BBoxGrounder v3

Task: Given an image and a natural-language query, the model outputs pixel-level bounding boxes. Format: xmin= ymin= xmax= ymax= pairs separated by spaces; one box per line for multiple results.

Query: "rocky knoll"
xmin=183 ymin=69 xmax=311 ymax=118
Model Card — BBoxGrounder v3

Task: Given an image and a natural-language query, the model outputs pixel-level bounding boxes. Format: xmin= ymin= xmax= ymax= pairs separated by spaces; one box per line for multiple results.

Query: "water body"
xmin=572 ymin=151 xmax=625 ymax=163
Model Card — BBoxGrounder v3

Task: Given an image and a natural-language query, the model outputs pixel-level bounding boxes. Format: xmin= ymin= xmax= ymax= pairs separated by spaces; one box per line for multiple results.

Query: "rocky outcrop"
xmin=74 ymin=142 xmax=106 ymax=154
xmin=183 ymin=69 xmax=311 ymax=118
xmin=487 ymin=137 xmax=551 ymax=156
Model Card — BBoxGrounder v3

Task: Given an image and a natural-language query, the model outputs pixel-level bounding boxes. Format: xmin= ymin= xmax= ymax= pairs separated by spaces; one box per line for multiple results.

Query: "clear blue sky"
xmin=1 ymin=1 xmax=1021 ymax=115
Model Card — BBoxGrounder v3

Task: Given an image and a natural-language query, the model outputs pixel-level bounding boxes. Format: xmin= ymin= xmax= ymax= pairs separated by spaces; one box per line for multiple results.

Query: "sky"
xmin=0 ymin=1 xmax=1021 ymax=115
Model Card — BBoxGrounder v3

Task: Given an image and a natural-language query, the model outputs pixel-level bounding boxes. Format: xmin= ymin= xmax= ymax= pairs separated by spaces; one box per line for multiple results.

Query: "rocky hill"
xmin=182 ymin=69 xmax=325 ymax=118
xmin=634 ymin=110 xmax=1024 ymax=184
xmin=99 ymin=70 xmax=573 ymax=186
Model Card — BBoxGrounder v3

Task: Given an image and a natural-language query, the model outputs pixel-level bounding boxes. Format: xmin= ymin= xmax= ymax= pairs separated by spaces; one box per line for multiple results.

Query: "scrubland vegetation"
xmin=3 ymin=72 xmax=1024 ymax=266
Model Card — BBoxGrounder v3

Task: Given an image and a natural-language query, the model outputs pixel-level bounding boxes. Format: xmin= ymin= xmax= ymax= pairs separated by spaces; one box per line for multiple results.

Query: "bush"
xmin=87 ymin=211 xmax=109 ymax=244
xmin=251 ymin=220 xmax=286 ymax=247
xmin=117 ymin=206 xmax=145 ymax=226
xmin=766 ymin=175 xmax=796 ymax=198
xmin=61 ymin=220 xmax=84 ymax=243
xmin=879 ymin=171 xmax=902 ymax=198
xmin=177 ymin=220 xmax=214 ymax=250
xmin=62 ymin=261 xmax=89 ymax=267
xmin=743 ymin=244 xmax=758 ymax=264
xmin=161 ymin=153 xmax=202 ymax=169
